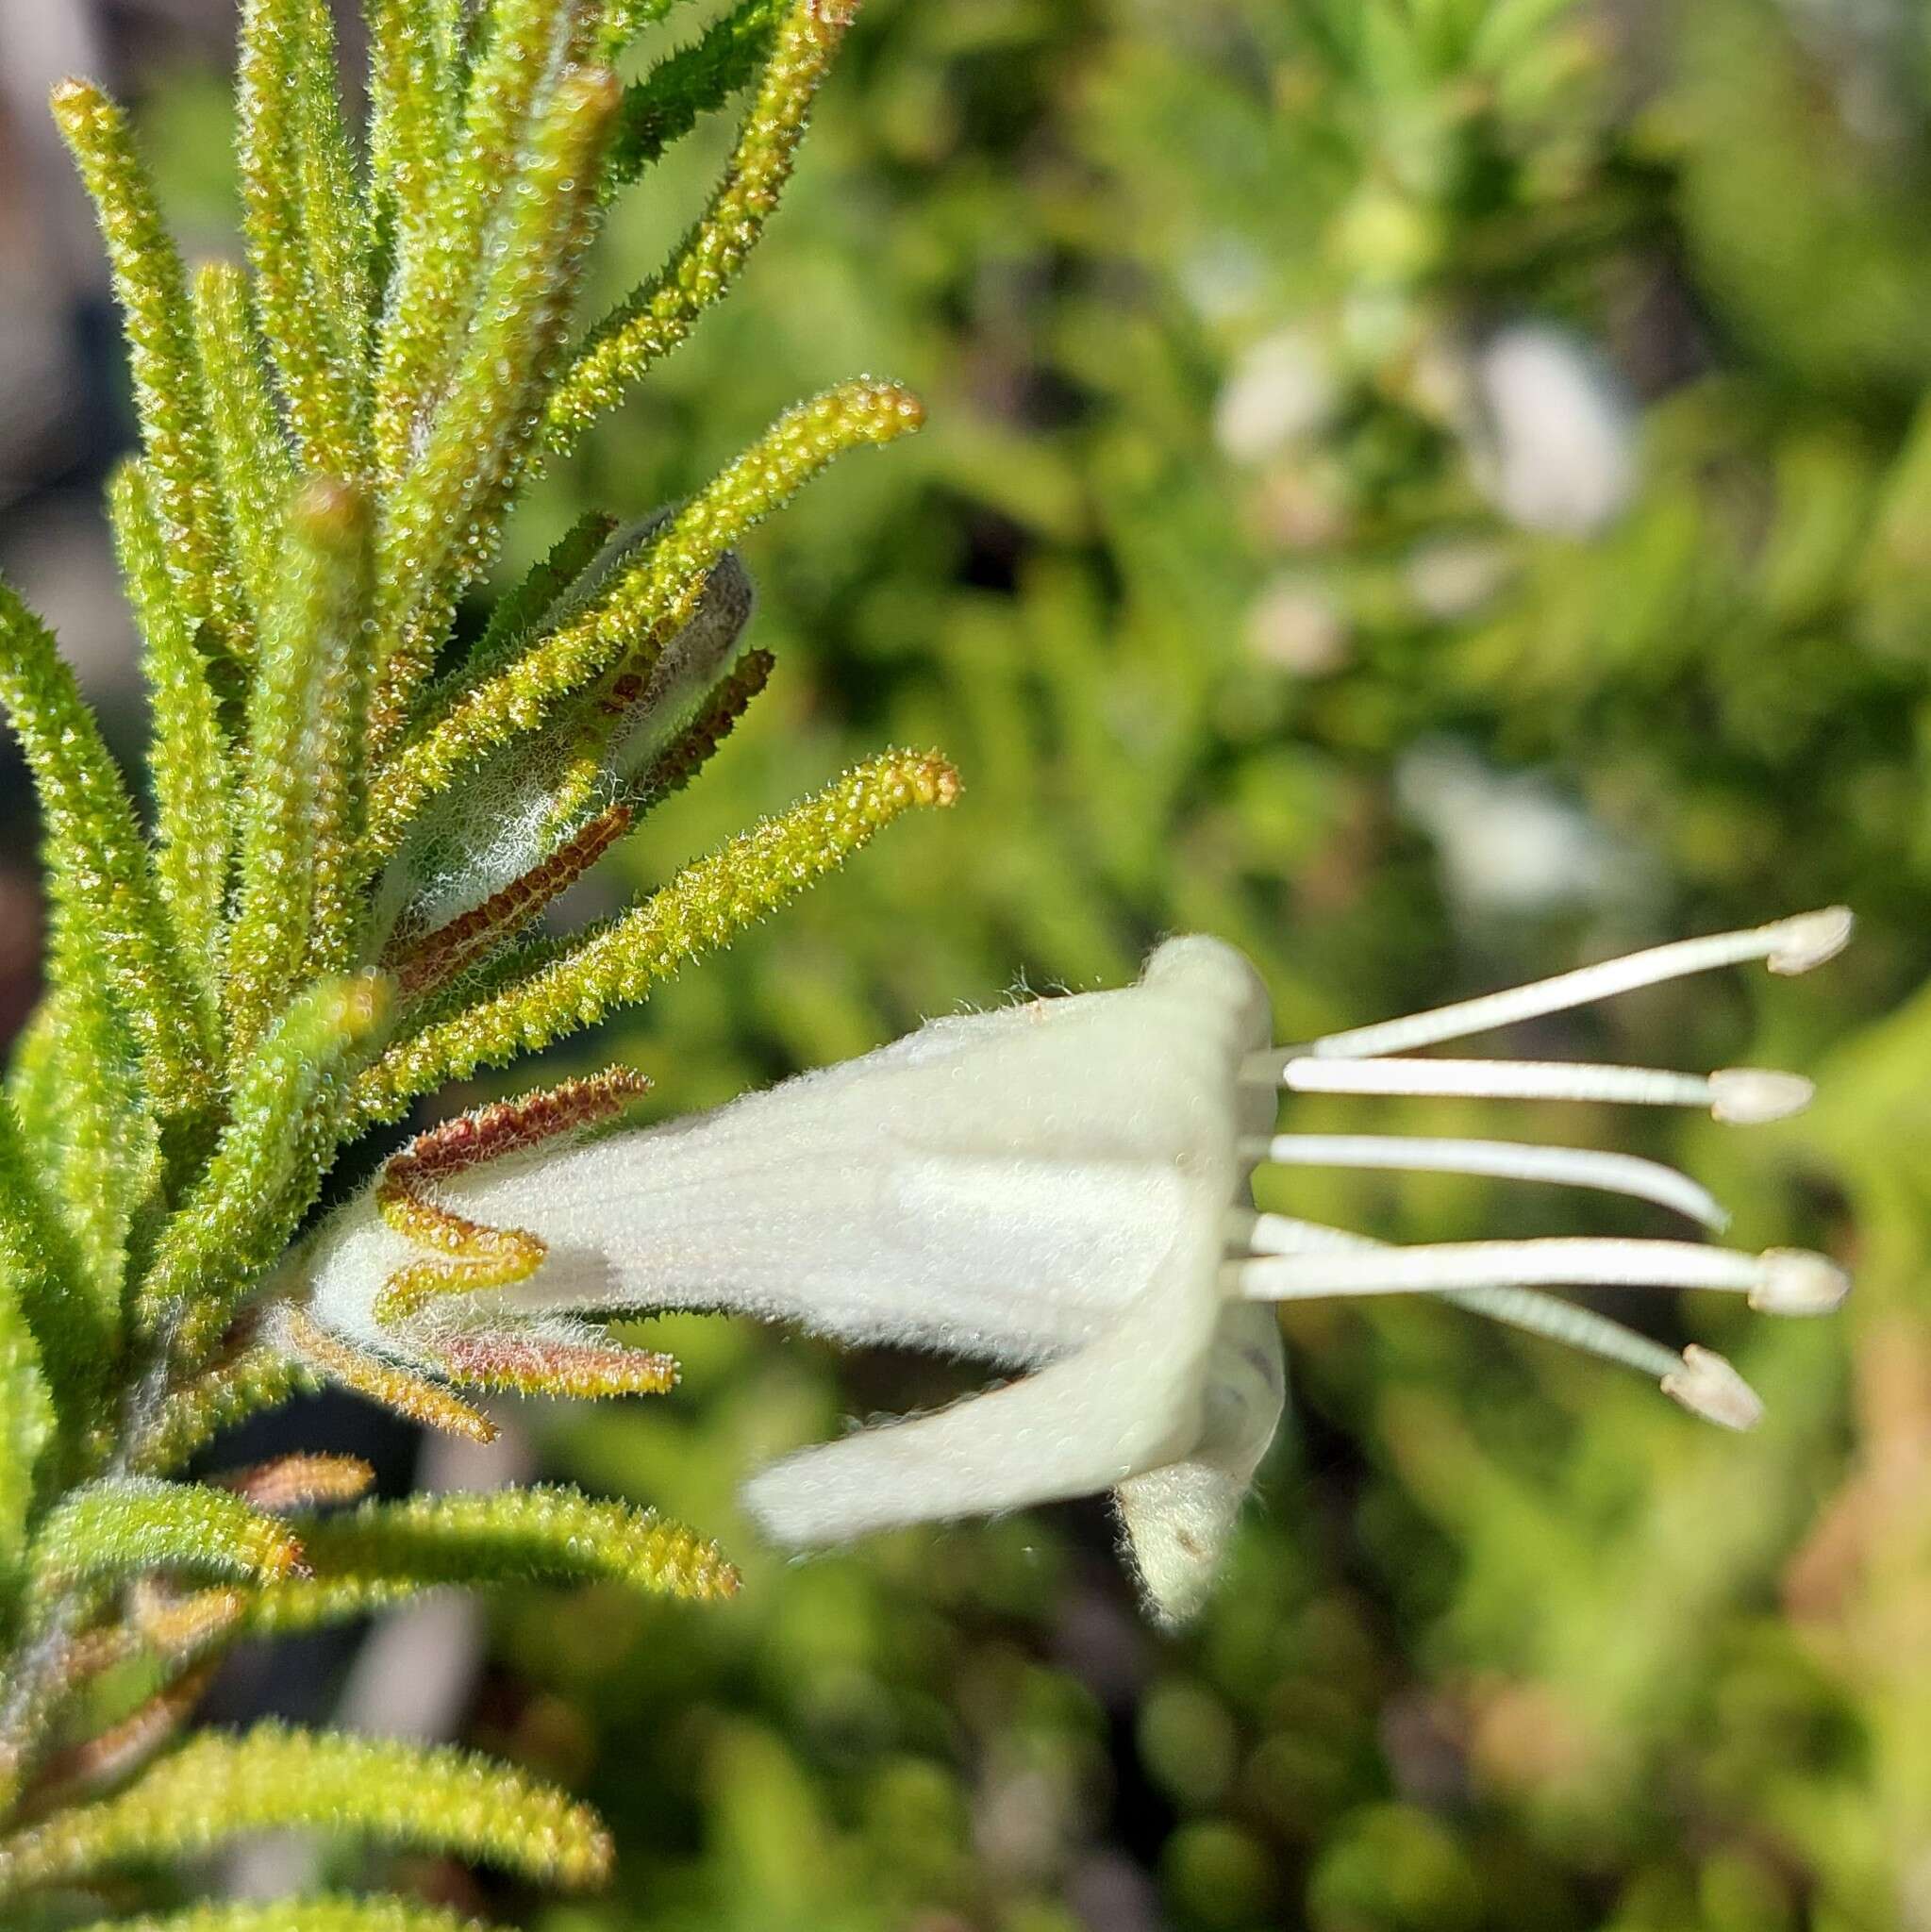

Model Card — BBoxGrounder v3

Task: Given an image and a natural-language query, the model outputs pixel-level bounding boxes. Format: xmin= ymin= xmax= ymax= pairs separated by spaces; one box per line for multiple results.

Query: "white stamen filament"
xmin=1257 ymin=1055 xmax=1809 ymax=1121
xmin=1272 ymin=908 xmax=1852 ymax=1062
xmin=1244 ymin=1133 xmax=1726 ymax=1228
xmin=1225 ymin=1235 xmax=1848 ymax=1312
xmin=1224 ymin=1210 xmax=1765 ymax=1427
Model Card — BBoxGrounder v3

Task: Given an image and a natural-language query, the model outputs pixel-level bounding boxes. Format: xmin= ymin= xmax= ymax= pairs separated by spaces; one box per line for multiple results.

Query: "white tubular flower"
xmin=298 ymin=909 xmax=1852 ymax=1624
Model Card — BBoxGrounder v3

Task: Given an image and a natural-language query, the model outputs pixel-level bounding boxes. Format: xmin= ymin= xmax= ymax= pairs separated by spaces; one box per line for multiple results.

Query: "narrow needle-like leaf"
xmin=0 ymin=1724 xmax=612 ymax=1894
xmin=225 ymin=481 xmax=375 ymax=1051
xmin=241 ymin=1486 xmax=737 ymax=1630
xmin=235 ymin=0 xmax=369 ymax=475
xmin=546 ymin=0 xmax=856 ymax=452
xmin=70 ymin=1901 xmax=494 ymax=1932
xmin=371 ymin=380 xmax=923 ymax=848
xmin=0 ymin=1107 xmax=58 ymax=1598
xmin=607 ymin=0 xmax=784 ymax=186
xmin=49 ymin=80 xmax=250 ymax=654
xmin=0 ymin=577 xmax=213 ymax=1108
xmin=370 ymin=61 xmax=622 ymax=749
xmin=143 ymin=974 xmax=389 ymax=1355
xmin=189 ymin=264 xmax=293 ymax=635
xmin=108 ymin=461 xmax=233 ymax=982
xmin=29 ymin=1478 xmax=306 ymax=1596
xmin=373 ymin=0 xmax=601 ymax=487
xmin=354 ymin=748 xmax=957 ymax=1124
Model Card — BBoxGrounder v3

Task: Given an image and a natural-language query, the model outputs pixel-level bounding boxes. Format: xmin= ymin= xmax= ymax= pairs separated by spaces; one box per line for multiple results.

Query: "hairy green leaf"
xmin=461 ymin=509 xmax=620 ymax=691
xmin=607 ymin=0 xmax=784 ymax=185
xmin=372 ymin=58 xmax=619 ymax=741
xmin=235 ymin=0 xmax=368 ymax=474
xmin=225 ymin=482 xmax=375 ymax=1049
xmin=0 ymin=579 xmax=213 ymax=1110
xmin=367 ymin=0 xmax=460 ymax=292
xmin=26 ymin=950 xmax=158 ymax=1350
xmin=0 ymin=1108 xmax=56 ymax=1604
xmin=29 ymin=1478 xmax=305 ymax=1595
xmin=373 ymin=0 xmax=601 ymax=491
xmin=143 ymin=974 xmax=388 ymax=1353
xmin=72 ymin=1900 xmax=491 ymax=1932
xmin=109 ymin=461 xmax=233 ymax=983
xmin=48 ymin=80 xmax=249 ymax=652
xmin=241 ymin=1484 xmax=736 ymax=1631
xmin=354 ymin=748 xmax=956 ymax=1123
xmin=547 ymin=0 xmax=854 ymax=451
xmin=0 ymin=1724 xmax=612 ymax=1894
xmin=190 ymin=264 xmax=294 ymax=638
xmin=372 ymin=380 xmax=923 ymax=846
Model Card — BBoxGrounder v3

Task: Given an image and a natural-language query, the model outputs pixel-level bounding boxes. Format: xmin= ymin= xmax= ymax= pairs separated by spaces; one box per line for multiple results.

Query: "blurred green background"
xmin=4 ymin=0 xmax=1930 ymax=1926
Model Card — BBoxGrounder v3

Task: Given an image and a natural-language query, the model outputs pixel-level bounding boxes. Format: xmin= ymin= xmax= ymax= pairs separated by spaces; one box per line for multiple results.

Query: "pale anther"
xmin=1661 ymin=1344 xmax=1766 ymax=1431
xmin=1707 ymin=1068 xmax=1815 ymax=1124
xmin=1750 ymin=1249 xmax=1852 ymax=1315
xmin=1766 ymin=905 xmax=1855 ymax=974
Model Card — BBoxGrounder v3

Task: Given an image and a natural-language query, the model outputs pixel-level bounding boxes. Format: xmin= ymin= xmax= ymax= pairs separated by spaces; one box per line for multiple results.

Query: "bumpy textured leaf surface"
xmin=29 ymin=1478 xmax=305 ymax=1593
xmin=72 ymin=1901 xmax=490 ymax=1932
xmin=0 ymin=1724 xmax=612 ymax=1894
xmin=241 ymin=1484 xmax=737 ymax=1630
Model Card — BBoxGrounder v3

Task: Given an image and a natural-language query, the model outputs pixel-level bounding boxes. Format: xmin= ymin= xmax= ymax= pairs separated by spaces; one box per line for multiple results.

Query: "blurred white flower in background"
xmin=1465 ymin=321 xmax=1639 ymax=537
xmin=1396 ymin=740 xmax=1651 ymax=919
xmin=1244 ymin=573 xmax=1351 ymax=675
xmin=1213 ymin=329 xmax=1339 ymax=464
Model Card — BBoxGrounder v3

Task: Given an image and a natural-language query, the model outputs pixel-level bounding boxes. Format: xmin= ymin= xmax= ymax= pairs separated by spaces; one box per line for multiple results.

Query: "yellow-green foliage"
xmin=0 ymin=0 xmax=947 ymax=1920
xmin=75 ymin=1904 xmax=490 ymax=1932
xmin=0 ymin=1724 xmax=612 ymax=1895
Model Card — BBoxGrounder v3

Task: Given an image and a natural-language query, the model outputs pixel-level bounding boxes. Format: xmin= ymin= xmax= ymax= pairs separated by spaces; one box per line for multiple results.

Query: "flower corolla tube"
xmin=298 ymin=908 xmax=1853 ymax=1624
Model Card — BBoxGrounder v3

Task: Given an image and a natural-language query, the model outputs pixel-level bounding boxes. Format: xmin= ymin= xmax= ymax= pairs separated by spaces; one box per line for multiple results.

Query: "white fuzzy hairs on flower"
xmin=298 ymin=911 xmax=1852 ymax=1624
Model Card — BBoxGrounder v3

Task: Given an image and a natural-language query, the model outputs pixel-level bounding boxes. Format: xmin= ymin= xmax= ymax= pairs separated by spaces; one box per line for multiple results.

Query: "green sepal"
xmin=0 ymin=1724 xmax=612 ymax=1895
xmin=607 ymin=0 xmax=784 ymax=186
xmin=27 ymin=1477 xmax=305 ymax=1596
xmin=240 ymin=1484 xmax=736 ymax=1632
